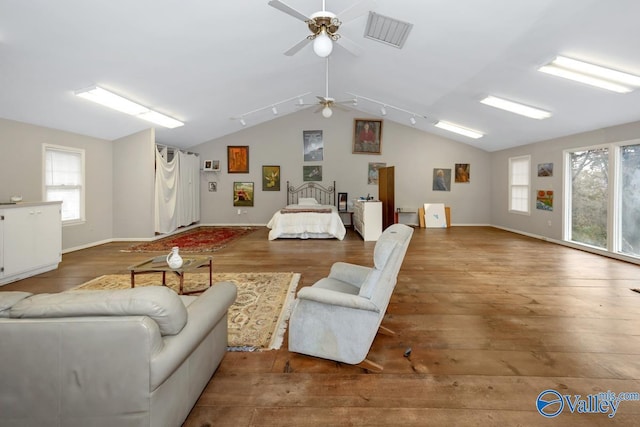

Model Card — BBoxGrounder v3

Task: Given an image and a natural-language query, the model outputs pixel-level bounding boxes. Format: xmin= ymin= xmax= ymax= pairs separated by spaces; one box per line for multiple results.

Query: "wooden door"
xmin=378 ymin=166 xmax=395 ymax=230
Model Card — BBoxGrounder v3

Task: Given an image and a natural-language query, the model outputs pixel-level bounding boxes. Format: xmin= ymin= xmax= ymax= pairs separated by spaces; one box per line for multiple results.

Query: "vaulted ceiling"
xmin=1 ymin=0 xmax=640 ymax=152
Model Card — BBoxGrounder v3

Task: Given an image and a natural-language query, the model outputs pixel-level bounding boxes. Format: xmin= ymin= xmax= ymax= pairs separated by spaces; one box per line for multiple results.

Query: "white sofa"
xmin=288 ymin=223 xmax=413 ymax=371
xmin=0 ymin=282 xmax=236 ymax=427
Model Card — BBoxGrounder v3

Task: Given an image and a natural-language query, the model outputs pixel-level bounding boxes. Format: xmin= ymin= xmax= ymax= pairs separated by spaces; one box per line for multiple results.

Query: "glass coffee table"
xmin=127 ymin=255 xmax=213 ymax=295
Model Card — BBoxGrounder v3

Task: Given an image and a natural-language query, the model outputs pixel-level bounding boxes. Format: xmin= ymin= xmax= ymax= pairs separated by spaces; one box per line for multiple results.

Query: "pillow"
xmin=0 ymin=291 xmax=33 ymax=318
xmin=10 ymin=286 xmax=187 ymax=336
xmin=298 ymin=197 xmax=319 ymax=206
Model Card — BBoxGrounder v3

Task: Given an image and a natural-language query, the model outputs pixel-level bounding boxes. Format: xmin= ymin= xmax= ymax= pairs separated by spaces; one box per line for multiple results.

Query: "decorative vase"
xmin=166 ymin=246 xmax=183 ymax=269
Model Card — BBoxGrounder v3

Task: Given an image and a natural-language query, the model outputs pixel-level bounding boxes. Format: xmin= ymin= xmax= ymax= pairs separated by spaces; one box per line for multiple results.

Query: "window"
xmin=43 ymin=144 xmax=85 ymax=223
xmin=564 ymin=141 xmax=640 ymax=260
xmin=509 ymin=155 xmax=530 ymax=214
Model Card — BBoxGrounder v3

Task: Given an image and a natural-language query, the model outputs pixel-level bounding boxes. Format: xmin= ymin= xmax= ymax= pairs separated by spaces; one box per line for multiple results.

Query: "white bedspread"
xmin=266 ymin=204 xmax=346 ymax=240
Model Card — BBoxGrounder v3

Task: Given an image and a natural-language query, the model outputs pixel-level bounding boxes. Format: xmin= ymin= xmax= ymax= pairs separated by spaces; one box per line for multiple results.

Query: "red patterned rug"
xmin=123 ymin=226 xmax=256 ymax=253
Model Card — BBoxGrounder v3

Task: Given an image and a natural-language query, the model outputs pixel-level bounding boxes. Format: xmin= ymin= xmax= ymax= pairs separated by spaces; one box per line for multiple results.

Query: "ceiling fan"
xmin=300 ymin=58 xmax=353 ymax=118
xmin=268 ymin=0 xmax=376 ymax=57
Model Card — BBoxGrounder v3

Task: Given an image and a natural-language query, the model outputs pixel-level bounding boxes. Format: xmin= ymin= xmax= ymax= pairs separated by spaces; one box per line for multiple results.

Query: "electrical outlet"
xmin=237 ymin=209 xmax=242 ymax=215
xmin=547 ymin=220 xmax=552 ymax=227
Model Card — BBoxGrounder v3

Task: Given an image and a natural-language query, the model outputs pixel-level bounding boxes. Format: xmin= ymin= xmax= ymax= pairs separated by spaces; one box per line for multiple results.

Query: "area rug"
xmin=71 ymin=272 xmax=300 ymax=351
xmin=123 ymin=226 xmax=256 ymax=253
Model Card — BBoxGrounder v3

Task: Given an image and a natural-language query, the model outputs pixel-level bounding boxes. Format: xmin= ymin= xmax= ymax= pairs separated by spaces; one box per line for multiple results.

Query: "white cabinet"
xmin=0 ymin=202 xmax=62 ymax=285
xmin=353 ymin=200 xmax=382 ymax=241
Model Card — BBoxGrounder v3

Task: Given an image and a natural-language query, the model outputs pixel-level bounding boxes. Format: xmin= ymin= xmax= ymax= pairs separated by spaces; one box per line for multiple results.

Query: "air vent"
xmin=364 ymin=12 xmax=413 ymax=49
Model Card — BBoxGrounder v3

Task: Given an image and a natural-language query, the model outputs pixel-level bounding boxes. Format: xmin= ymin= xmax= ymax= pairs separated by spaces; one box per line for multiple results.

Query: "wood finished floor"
xmin=4 ymin=226 xmax=640 ymax=426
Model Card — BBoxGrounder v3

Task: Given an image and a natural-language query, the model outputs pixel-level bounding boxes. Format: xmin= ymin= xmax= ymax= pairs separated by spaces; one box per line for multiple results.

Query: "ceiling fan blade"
xmin=284 ymin=38 xmax=311 ymax=56
xmin=336 ymin=0 xmax=377 ymax=22
xmin=316 ymin=95 xmax=330 ymax=102
xmin=313 ymin=105 xmax=323 ymax=113
xmin=268 ymin=0 xmax=310 ymax=22
xmin=332 ymin=103 xmax=351 ymax=112
xmin=336 ymin=35 xmax=363 ymax=56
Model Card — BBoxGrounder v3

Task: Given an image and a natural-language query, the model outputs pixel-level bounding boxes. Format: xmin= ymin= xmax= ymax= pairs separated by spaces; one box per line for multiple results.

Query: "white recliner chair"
xmin=288 ymin=223 xmax=413 ymax=371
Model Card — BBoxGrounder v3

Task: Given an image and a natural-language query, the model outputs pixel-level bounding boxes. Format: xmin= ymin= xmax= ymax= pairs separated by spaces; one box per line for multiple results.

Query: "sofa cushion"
xmin=10 ymin=286 xmax=187 ymax=336
xmin=0 ymin=291 xmax=33 ymax=318
xmin=373 ymin=237 xmax=397 ymax=270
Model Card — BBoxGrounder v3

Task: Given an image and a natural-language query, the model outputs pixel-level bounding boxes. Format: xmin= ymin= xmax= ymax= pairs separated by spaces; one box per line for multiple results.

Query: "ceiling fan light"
xmin=313 ymin=28 xmax=333 ymax=57
xmin=322 ymin=106 xmax=333 ymax=118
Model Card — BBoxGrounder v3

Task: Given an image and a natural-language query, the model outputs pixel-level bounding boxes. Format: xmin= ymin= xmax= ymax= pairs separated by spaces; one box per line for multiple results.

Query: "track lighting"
xmin=231 ymin=92 xmax=311 ymax=126
xmin=347 ymin=92 xmax=427 ymax=125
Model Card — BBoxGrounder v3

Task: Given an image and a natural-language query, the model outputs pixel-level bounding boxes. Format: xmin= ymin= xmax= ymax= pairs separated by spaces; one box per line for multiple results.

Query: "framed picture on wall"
xmin=303 ymin=165 xmax=322 ymax=181
xmin=303 ymin=130 xmax=324 ymax=161
xmin=262 ymin=165 xmax=280 ymax=191
xmin=227 ymin=146 xmax=249 ymax=173
xmin=455 ymin=163 xmax=470 ymax=183
xmin=353 ymin=119 xmax=383 ymax=154
xmin=367 ymin=162 xmax=386 ymax=185
xmin=233 ymin=182 xmax=254 ymax=206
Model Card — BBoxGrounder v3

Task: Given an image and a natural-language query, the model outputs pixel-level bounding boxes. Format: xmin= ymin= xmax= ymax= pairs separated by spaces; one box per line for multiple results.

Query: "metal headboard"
xmin=286 ymin=181 xmax=336 ymax=206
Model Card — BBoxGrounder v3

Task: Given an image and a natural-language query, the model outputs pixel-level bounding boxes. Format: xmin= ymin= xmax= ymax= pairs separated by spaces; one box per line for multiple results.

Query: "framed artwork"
xmin=303 ymin=130 xmax=324 ymax=161
xmin=433 ymin=168 xmax=451 ymax=191
xmin=208 ymin=182 xmax=217 ymax=192
xmin=538 ymin=163 xmax=553 ymax=177
xmin=536 ymin=190 xmax=554 ymax=211
xmin=353 ymin=119 xmax=383 ymax=154
xmin=303 ymin=165 xmax=322 ymax=181
xmin=262 ymin=165 xmax=280 ymax=191
xmin=338 ymin=192 xmax=348 ymax=211
xmin=227 ymin=146 xmax=249 ymax=173
xmin=233 ymin=182 xmax=254 ymax=207
xmin=455 ymin=163 xmax=470 ymax=183
xmin=368 ymin=162 xmax=386 ymax=185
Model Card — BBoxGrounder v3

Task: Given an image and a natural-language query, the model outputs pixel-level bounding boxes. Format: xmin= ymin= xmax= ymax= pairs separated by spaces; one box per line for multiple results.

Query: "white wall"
xmin=112 ymin=128 xmax=156 ymax=239
xmin=191 ymin=107 xmax=492 ymax=226
xmin=490 ymin=119 xmax=640 ymax=240
xmin=0 ymin=117 xmax=114 ymax=250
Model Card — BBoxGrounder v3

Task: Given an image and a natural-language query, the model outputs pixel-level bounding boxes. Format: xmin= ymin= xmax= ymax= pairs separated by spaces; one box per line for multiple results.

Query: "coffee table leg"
xmin=179 ymin=273 xmax=184 ymax=295
xmin=209 ymin=259 xmax=213 ymax=288
xmin=131 ymin=271 xmax=135 ymax=288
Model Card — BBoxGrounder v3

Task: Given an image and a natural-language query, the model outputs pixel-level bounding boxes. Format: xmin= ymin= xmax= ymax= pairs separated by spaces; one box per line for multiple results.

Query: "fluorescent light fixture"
xmin=435 ymin=121 xmax=483 ymax=139
xmin=480 ymin=96 xmax=551 ymax=120
xmin=539 ymin=56 xmax=640 ymax=93
xmin=75 ymin=85 xmax=184 ymax=128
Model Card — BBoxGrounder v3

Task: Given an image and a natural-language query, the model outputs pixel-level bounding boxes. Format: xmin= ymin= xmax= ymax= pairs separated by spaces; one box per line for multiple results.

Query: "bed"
xmin=266 ymin=181 xmax=346 ymax=240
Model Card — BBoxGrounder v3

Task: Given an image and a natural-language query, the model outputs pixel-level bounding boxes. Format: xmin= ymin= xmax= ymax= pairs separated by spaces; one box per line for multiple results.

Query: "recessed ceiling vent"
xmin=364 ymin=12 xmax=413 ymax=49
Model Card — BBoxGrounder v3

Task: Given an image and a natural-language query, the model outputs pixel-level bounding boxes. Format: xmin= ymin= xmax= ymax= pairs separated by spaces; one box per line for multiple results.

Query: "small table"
xmin=127 ymin=255 xmax=213 ymax=295
xmin=338 ymin=210 xmax=354 ymax=228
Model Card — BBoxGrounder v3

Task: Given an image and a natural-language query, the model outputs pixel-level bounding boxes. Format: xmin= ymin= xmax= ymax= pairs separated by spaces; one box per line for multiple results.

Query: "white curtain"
xmin=154 ymin=147 xmax=200 ymax=234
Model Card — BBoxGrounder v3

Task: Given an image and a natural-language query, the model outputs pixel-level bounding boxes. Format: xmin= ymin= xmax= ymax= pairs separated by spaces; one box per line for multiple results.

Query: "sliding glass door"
xmin=620 ymin=144 xmax=640 ymax=257
xmin=565 ymin=141 xmax=640 ymax=260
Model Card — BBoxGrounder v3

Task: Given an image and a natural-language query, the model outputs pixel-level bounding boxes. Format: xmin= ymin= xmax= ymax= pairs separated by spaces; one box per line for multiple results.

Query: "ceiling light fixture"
xmin=322 ymin=106 xmax=333 ymax=118
xmin=347 ymin=92 xmax=427 ymax=124
xmin=231 ymin=92 xmax=311 ymax=126
xmin=74 ymin=85 xmax=184 ymax=128
xmin=480 ymin=95 xmax=552 ymax=120
xmin=435 ymin=121 xmax=483 ymax=139
xmin=539 ymin=56 xmax=640 ymax=93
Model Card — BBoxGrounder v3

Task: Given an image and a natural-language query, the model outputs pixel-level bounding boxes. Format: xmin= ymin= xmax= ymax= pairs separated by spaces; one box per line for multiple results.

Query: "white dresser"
xmin=0 ymin=201 xmax=62 ymax=285
xmin=353 ymin=200 xmax=382 ymax=241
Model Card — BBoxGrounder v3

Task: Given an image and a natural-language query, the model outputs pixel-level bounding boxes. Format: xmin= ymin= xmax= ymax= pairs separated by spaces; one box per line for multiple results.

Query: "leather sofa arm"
xmin=296 ymin=286 xmax=380 ymax=312
xmin=150 ymin=281 xmax=237 ymax=390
